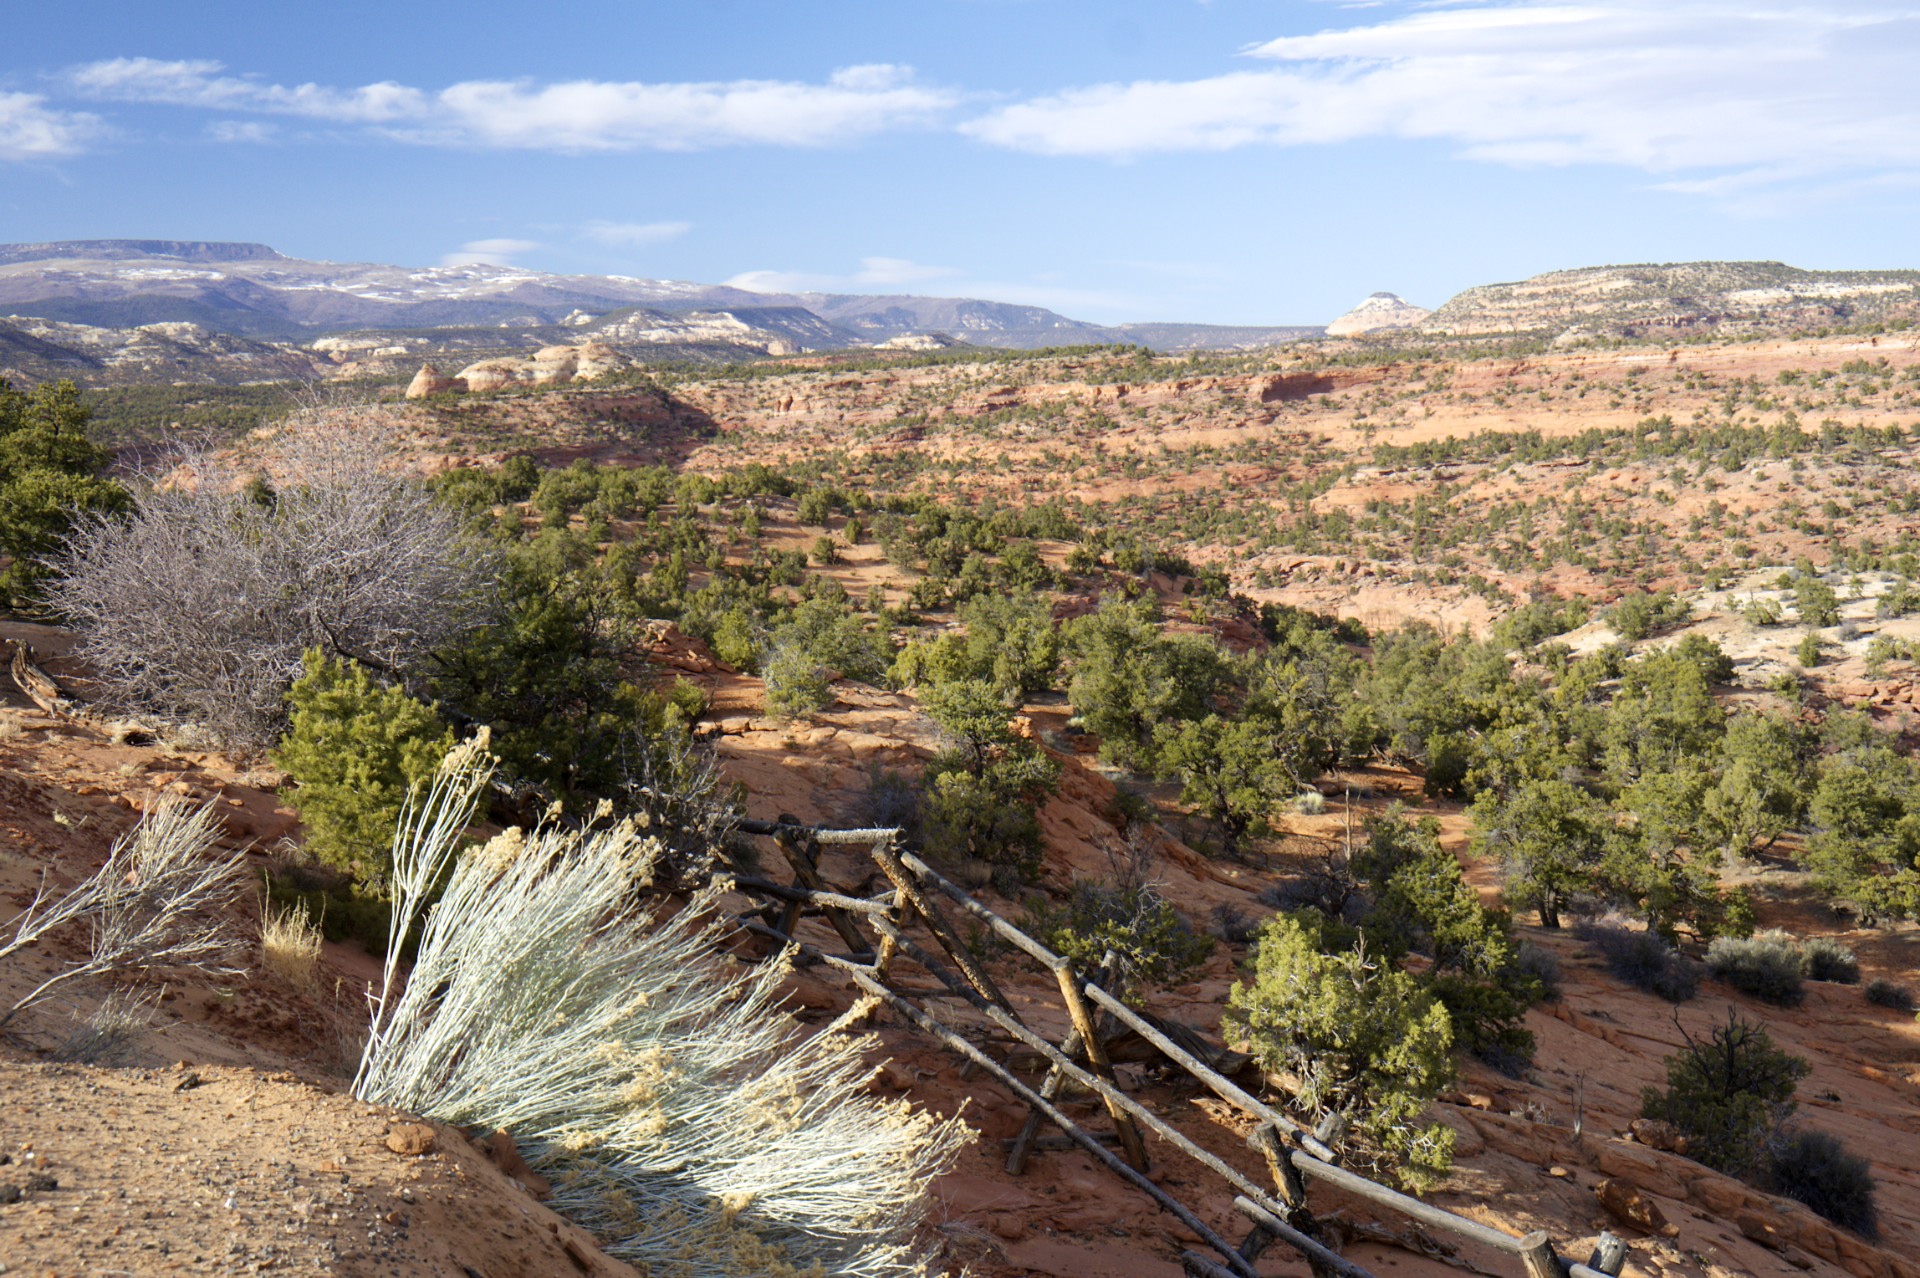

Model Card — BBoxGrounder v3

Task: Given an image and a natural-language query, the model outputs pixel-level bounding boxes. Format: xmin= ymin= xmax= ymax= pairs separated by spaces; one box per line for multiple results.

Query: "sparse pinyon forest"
xmin=5 ymin=319 xmax=1920 ymax=1278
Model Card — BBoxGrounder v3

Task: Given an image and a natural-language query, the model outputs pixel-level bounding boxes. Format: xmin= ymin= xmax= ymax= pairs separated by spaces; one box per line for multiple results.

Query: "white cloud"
xmin=725 ymin=256 xmax=965 ymax=293
xmin=0 ymin=91 xmax=101 ymax=161
xmin=441 ymin=238 xmax=543 ymax=267
xmin=73 ymin=57 xmax=423 ymax=123
xmin=580 ymin=220 xmax=692 ymax=247
xmin=205 ymin=119 xmax=277 ymax=144
xmin=724 ymin=258 xmax=1133 ymax=314
xmin=960 ymin=2 xmax=1920 ymax=195
xmin=67 ymin=58 xmax=955 ymax=151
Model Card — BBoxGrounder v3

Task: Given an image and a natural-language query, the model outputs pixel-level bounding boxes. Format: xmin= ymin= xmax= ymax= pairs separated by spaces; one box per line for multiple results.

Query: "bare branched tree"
xmin=47 ymin=404 xmax=497 ymax=751
xmin=0 ymin=797 xmax=250 ymax=1029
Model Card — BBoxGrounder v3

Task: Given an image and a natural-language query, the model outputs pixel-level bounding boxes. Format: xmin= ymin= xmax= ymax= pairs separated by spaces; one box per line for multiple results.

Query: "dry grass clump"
xmin=355 ymin=741 xmax=969 ymax=1278
xmin=260 ymin=899 xmax=323 ymax=993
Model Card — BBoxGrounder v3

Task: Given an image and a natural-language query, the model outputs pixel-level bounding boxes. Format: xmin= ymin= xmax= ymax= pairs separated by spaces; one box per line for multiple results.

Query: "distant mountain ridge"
xmin=0 ymin=240 xmax=1317 ymax=353
xmin=1423 ymin=261 xmax=1920 ymax=338
xmin=0 ymin=240 xmax=291 ymax=267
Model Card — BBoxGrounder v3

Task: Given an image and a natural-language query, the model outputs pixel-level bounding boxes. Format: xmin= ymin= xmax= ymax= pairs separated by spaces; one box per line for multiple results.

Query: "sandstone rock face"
xmin=451 ymin=343 xmax=635 ymax=394
xmin=876 ymin=332 xmax=960 ymax=351
xmin=573 ymin=340 xmax=628 ymax=379
xmin=404 ymin=363 xmax=459 ymax=398
xmin=1326 ymin=291 xmax=1433 ymax=336
xmin=529 ymin=346 xmax=579 ymax=385
xmin=457 ymin=358 xmax=528 ymax=393
xmin=1422 ymin=260 xmax=1920 ymax=337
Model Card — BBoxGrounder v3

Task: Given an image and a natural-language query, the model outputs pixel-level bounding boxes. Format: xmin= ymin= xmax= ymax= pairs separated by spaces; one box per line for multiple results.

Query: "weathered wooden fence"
xmin=727 ymin=817 xmax=1629 ymax=1278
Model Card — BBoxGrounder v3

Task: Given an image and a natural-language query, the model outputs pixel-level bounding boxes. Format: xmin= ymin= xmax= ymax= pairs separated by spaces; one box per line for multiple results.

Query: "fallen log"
xmin=7 ymin=640 xmax=80 ymax=717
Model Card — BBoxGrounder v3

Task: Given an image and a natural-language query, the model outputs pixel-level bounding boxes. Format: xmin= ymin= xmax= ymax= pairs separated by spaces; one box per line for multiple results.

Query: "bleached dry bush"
xmin=0 ymin=797 xmax=249 ymax=1028
xmin=50 ymin=986 xmax=161 ymax=1065
xmin=355 ymin=743 xmax=968 ymax=1278
xmin=47 ymin=408 xmax=496 ymax=751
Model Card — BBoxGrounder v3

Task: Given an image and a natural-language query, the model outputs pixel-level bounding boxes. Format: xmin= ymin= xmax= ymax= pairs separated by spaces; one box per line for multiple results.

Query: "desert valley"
xmin=1 ymin=234 xmax=1919 ymax=1278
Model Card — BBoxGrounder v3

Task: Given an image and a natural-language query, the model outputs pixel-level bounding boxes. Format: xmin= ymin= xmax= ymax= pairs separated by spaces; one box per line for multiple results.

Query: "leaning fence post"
xmin=1056 ymin=962 xmax=1150 ymax=1171
xmin=1517 ymin=1230 xmax=1563 ymax=1278
xmin=870 ymin=837 xmax=1012 ymax=1012
xmin=1587 ymin=1233 xmax=1628 ymax=1275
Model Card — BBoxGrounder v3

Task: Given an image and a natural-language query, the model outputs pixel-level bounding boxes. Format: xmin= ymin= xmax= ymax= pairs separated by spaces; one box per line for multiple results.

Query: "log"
xmin=1005 ymin=1023 xmax=1085 ymax=1174
xmin=867 ymin=920 xmax=1374 ymax=1278
xmin=1282 ymin=1150 xmax=1545 ymax=1262
xmin=725 ymin=876 xmax=895 ymax=914
xmin=1181 ymin=1253 xmax=1241 ymax=1278
xmin=870 ymin=841 xmax=1012 ymax=1012
xmin=1234 ymin=1197 xmax=1343 ymax=1278
xmin=897 ymin=854 xmax=1378 ymax=1186
xmin=1078 ymin=980 xmax=1338 ymax=1163
xmin=898 ymin=850 xmax=1068 ymax=971
xmin=1586 ymin=1233 xmax=1627 ymax=1276
xmin=1055 ymin=961 xmax=1150 ymax=1172
xmin=827 ymin=951 xmax=1262 ymax=1278
xmin=773 ymin=828 xmax=873 ymax=957
xmin=8 ymin=642 xmax=78 ymax=717
xmin=1516 ymin=1231 xmax=1562 ymax=1278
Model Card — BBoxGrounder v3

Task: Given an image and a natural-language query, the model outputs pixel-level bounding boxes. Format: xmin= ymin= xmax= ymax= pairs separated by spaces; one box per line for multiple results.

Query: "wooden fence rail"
xmin=723 ymin=820 xmax=1628 ymax=1278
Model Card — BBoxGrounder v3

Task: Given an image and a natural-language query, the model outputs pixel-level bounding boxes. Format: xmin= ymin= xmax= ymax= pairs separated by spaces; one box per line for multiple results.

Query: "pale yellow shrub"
xmin=261 ymin=900 xmax=323 ymax=993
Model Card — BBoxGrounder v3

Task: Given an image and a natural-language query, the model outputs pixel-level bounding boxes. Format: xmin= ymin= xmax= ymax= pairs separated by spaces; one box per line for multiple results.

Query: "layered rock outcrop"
xmin=404 ymin=363 xmax=462 ymax=398
xmin=1327 ymin=292 xmax=1432 ymax=336
xmin=443 ymin=341 xmax=634 ymax=394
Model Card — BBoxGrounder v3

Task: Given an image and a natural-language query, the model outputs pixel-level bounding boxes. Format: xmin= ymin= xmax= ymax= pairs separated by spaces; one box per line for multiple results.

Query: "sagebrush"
xmin=355 ymin=742 xmax=968 ymax=1278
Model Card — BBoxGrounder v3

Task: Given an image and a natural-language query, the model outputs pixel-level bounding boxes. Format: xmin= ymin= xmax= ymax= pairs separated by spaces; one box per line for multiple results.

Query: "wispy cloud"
xmin=960 ymin=2 xmax=1920 ymax=198
xmin=205 ymin=119 xmax=278 ymax=144
xmin=67 ymin=57 xmax=957 ymax=151
xmin=580 ymin=220 xmax=692 ymax=247
xmin=0 ymin=91 xmax=102 ymax=161
xmin=74 ymin=57 xmax=423 ymax=122
xmin=725 ymin=256 xmax=966 ymax=293
xmin=725 ymin=257 xmax=1132 ymax=314
xmin=441 ymin=238 xmax=543 ymax=267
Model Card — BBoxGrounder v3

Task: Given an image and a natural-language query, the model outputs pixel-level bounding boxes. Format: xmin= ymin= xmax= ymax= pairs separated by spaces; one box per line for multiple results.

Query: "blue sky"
xmin=4 ymin=0 xmax=1919 ymax=325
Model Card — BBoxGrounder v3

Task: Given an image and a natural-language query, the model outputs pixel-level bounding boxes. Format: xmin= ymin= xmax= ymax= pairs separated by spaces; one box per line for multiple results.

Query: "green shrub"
xmin=1764 ymin=1130 xmax=1878 ymax=1237
xmin=1578 ymin=921 xmax=1698 ymax=1002
xmin=890 ymin=592 xmax=1060 ymax=705
xmin=1642 ymin=1010 xmax=1808 ymax=1176
xmin=1514 ymin=941 xmax=1562 ymax=1002
xmin=1794 ymin=576 xmax=1840 ymax=627
xmin=1157 ymin=713 xmax=1292 ymax=860
xmin=763 ymin=638 xmax=835 ymax=719
xmin=917 ymin=768 xmax=1048 ymax=884
xmin=272 ymin=651 xmax=453 ymax=889
xmin=1865 ymin=978 xmax=1913 ymax=1010
xmin=0 ymin=378 xmax=128 ymax=608
xmin=1065 ymin=594 xmax=1229 ymax=770
xmin=1357 ymin=813 xmax=1541 ymax=1068
xmin=1227 ymin=912 xmax=1455 ymax=1189
xmin=1025 ymin=881 xmax=1213 ymax=991
xmin=759 ymin=597 xmax=887 ymax=719
xmin=1706 ymin=931 xmax=1806 ymax=1005
xmin=1800 ymin=936 xmax=1859 ymax=984
xmin=709 ymin=607 xmax=762 ymax=671
xmin=1607 ymin=589 xmax=1689 ymax=642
